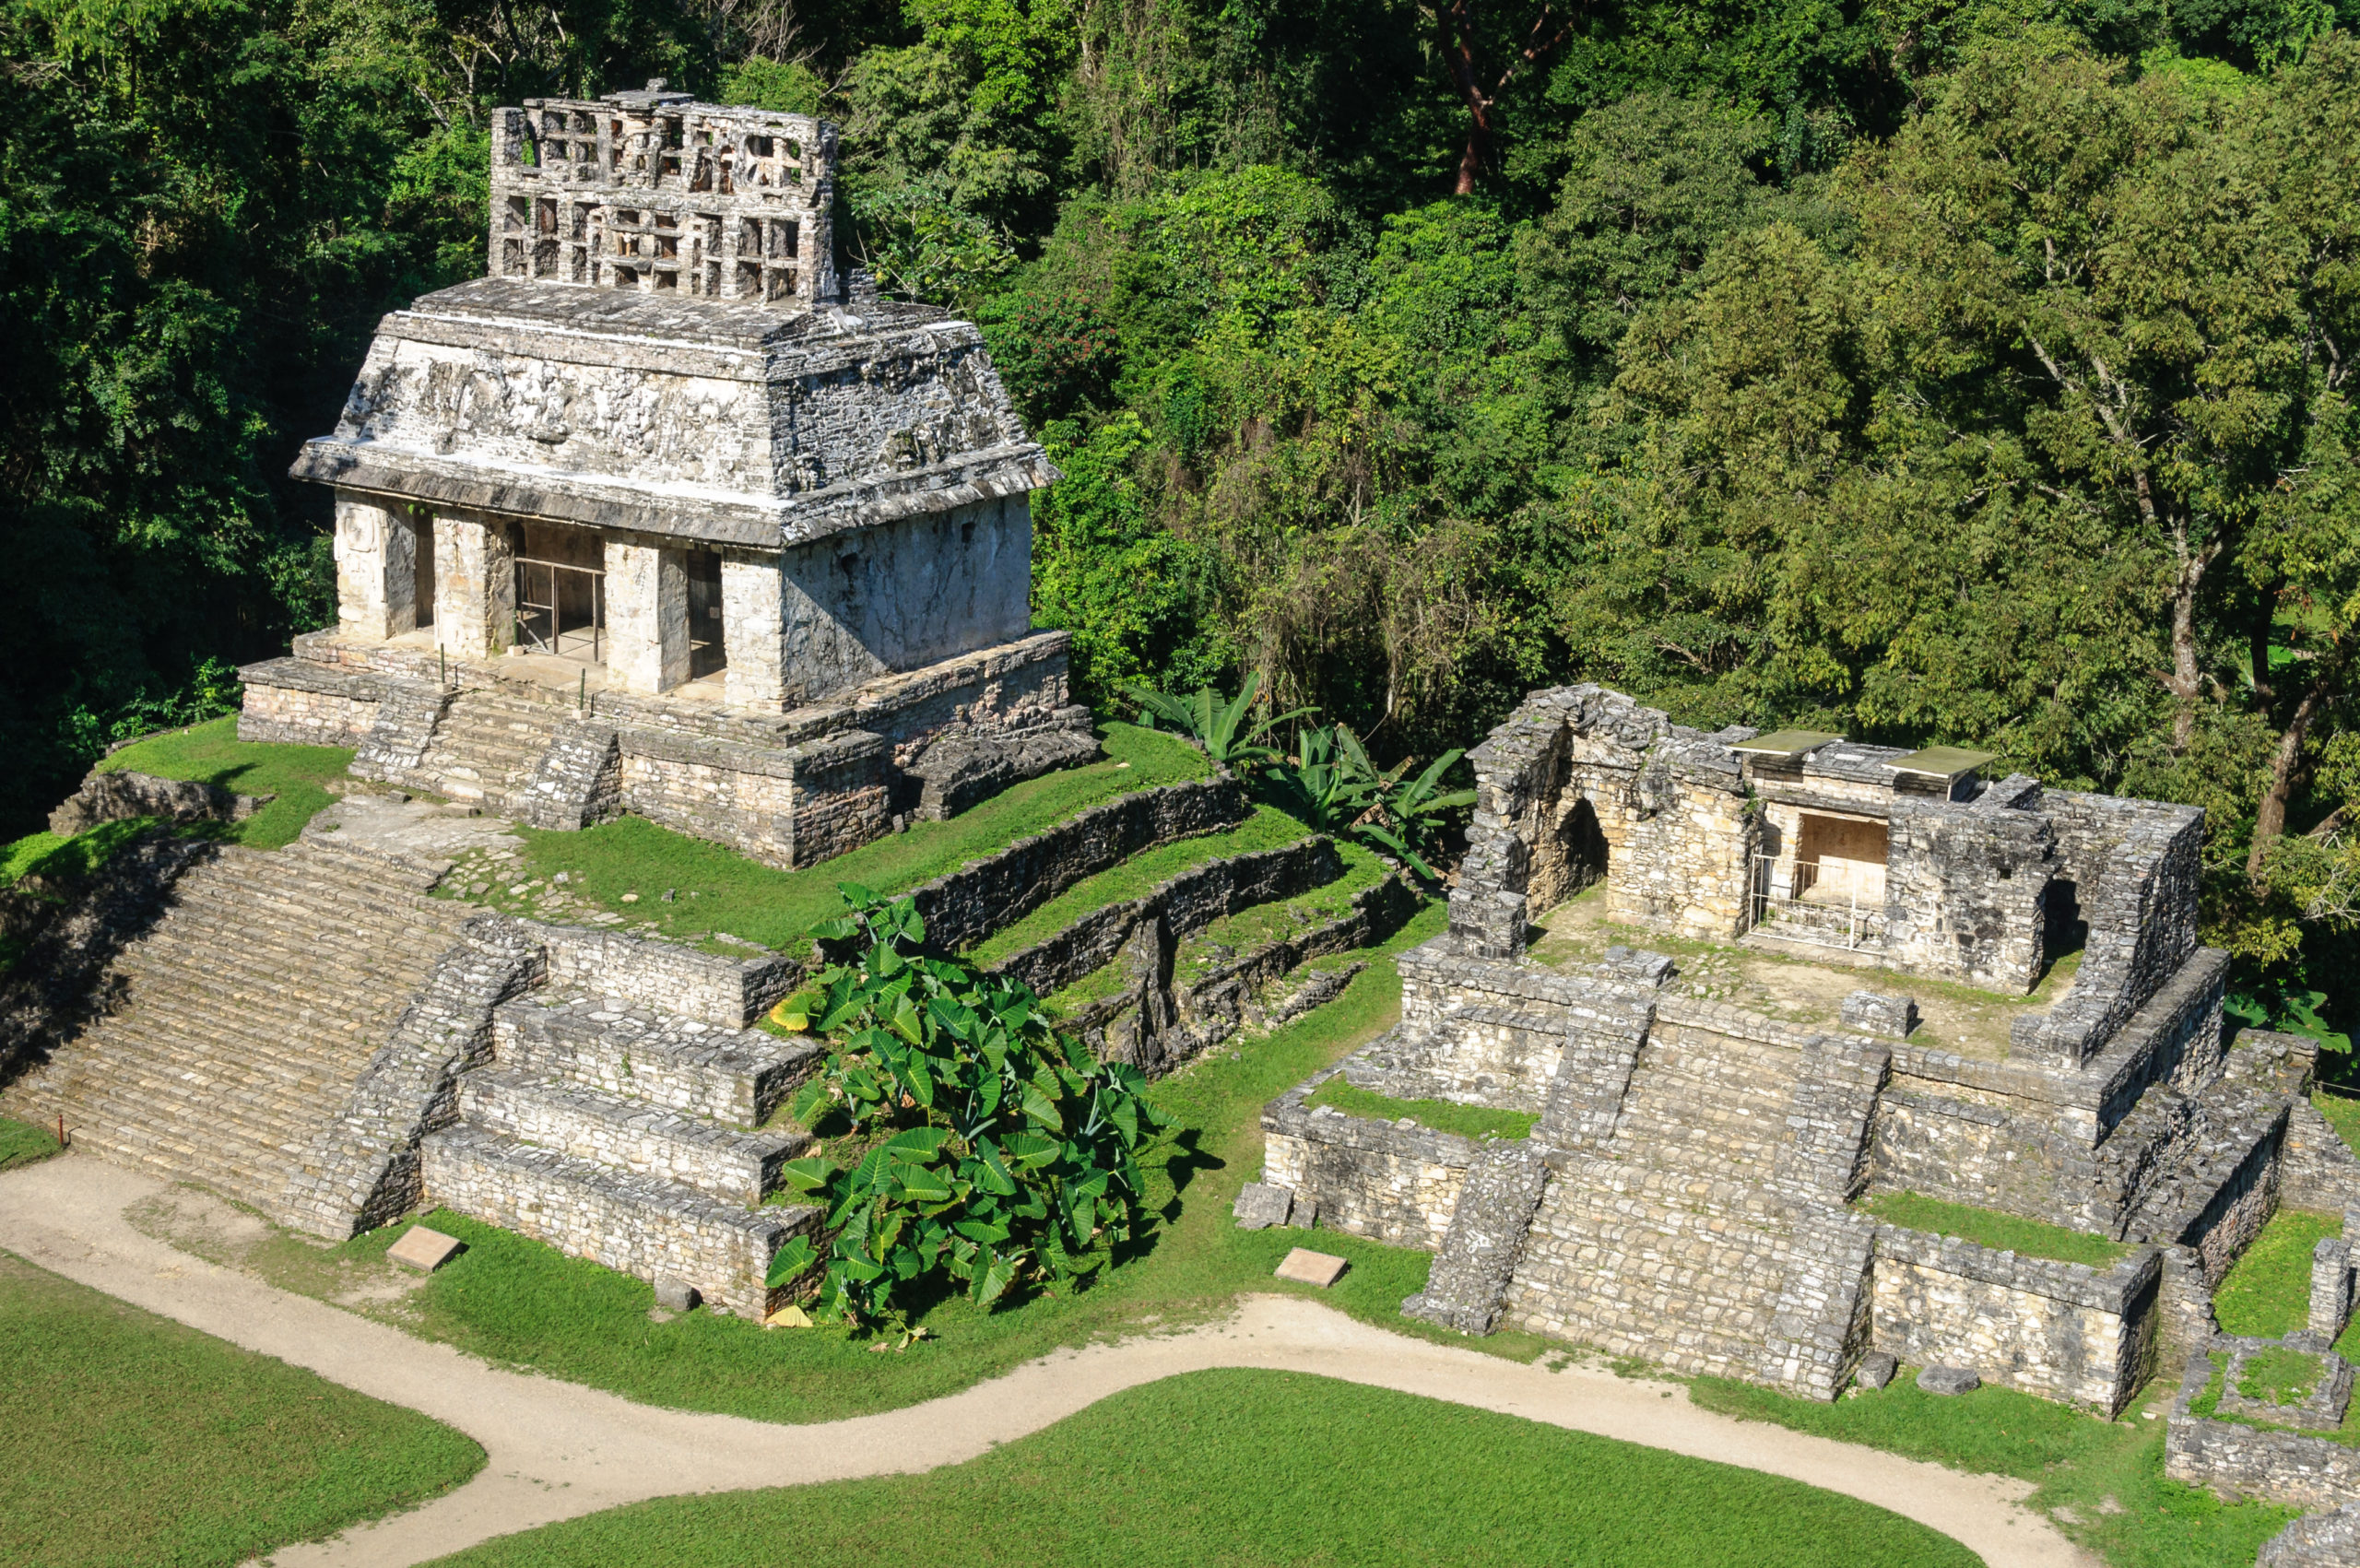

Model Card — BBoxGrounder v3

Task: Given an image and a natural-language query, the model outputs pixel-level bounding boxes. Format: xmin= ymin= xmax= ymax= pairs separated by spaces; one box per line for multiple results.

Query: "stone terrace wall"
xmin=531 ymin=923 xmax=799 ymax=1029
xmin=1870 ymin=1228 xmax=2161 ymax=1414
xmin=49 ymin=769 xmax=272 ymax=837
xmin=1261 ymin=1068 xmax=1479 ymax=1249
xmin=2013 ymin=793 xmax=2204 ymax=1067
xmin=987 ymin=837 xmax=1342 ymax=999
xmin=616 ymin=726 xmax=888 ymax=869
xmin=2167 ymin=1351 xmax=2360 ymax=1511
xmin=908 ymin=774 xmax=1246 ymax=955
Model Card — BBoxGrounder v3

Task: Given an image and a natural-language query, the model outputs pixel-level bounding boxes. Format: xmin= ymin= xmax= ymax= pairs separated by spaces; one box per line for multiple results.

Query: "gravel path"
xmin=0 ymin=1153 xmax=2097 ymax=1567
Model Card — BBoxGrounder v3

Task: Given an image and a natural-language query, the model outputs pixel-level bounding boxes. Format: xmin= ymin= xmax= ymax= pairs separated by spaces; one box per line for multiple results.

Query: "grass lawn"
xmin=98 ymin=715 xmax=355 ymax=849
xmin=1305 ymin=1075 xmax=1540 ymax=1141
xmin=2315 ymin=1091 xmax=2360 ymax=1157
xmin=442 ymin=722 xmax=1212 ymax=952
xmin=0 ymin=1251 xmax=483 ymax=1568
xmin=1858 ymin=1191 xmax=2130 ymax=1268
xmin=427 ymin=1368 xmax=1976 ymax=1568
xmin=0 ymin=1115 xmax=62 ymax=1173
xmin=1690 ymin=1368 xmax=2295 ymax=1567
xmin=2212 ymin=1208 xmax=2345 ymax=1343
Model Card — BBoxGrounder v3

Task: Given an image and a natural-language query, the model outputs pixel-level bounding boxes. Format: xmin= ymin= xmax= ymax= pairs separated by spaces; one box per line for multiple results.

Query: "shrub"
xmin=765 ymin=887 xmax=1173 ymax=1329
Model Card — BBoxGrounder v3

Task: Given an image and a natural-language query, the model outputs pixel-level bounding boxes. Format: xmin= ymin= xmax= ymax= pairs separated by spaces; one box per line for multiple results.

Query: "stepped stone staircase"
xmin=1345 ymin=957 xmax=1885 ymax=1399
xmin=0 ymin=837 xmax=476 ymax=1219
xmin=411 ymin=687 xmax=566 ymax=810
xmin=419 ymin=990 xmax=824 ymax=1317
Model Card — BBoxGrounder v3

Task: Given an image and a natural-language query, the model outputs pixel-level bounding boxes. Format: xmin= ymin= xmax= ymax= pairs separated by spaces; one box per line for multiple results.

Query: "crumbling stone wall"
xmin=617 ymin=726 xmax=888 ymax=868
xmin=2013 ymin=793 xmax=2205 ymax=1066
xmin=48 ymin=769 xmax=272 ymax=837
xmin=1870 ymin=1228 xmax=2160 ymax=1414
xmin=1881 ymin=796 xmax=2053 ymax=993
xmin=1260 ymin=1071 xmax=1479 ymax=1248
xmin=237 ymin=659 xmax=382 ymax=746
xmin=2167 ymin=1351 xmax=2360 ymax=1511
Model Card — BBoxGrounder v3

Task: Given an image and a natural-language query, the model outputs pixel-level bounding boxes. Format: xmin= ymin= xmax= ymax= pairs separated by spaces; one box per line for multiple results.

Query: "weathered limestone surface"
xmin=2260 ymin=1502 xmax=2360 ymax=1564
xmin=530 ymin=924 xmax=801 ymax=1031
xmin=49 ymin=769 xmax=272 ymax=836
xmin=604 ymin=538 xmax=689 ymax=696
xmin=1405 ymin=1139 xmax=1551 ymax=1334
xmin=334 ymin=495 xmax=420 ymax=639
xmin=2168 ymin=1351 xmax=2360 ymax=1511
xmin=432 ymin=512 xmax=516 ymax=657
xmin=1870 ymin=1228 xmax=2160 ymax=1414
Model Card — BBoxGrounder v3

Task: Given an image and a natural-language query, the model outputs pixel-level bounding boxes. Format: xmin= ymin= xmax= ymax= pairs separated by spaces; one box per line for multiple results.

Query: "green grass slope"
xmin=0 ymin=1251 xmax=483 ymax=1568
xmin=447 ymin=722 xmax=1212 ymax=951
xmin=427 ymin=1368 xmax=1976 ymax=1568
xmin=97 ymin=715 xmax=356 ymax=849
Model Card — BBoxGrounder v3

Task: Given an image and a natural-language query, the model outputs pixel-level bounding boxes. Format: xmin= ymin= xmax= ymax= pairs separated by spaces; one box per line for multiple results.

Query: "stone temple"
xmin=1251 ymin=683 xmax=2360 ymax=1488
xmin=240 ymin=84 xmax=1093 ymax=865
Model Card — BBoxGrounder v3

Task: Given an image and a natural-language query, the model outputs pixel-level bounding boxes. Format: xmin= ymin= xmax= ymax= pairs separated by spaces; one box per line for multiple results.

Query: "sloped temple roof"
xmin=289 ymin=92 xmax=1056 ymax=548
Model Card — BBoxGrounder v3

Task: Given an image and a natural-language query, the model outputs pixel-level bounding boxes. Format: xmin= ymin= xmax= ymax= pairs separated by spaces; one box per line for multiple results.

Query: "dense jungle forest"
xmin=3 ymin=0 xmax=2356 ymax=1037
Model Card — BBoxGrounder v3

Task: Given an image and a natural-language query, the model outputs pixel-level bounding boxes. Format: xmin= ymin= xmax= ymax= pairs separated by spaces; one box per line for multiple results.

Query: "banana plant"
xmin=1259 ymin=724 xmax=1375 ymax=833
xmin=1116 ymin=669 xmax=1311 ymax=767
xmin=1330 ymin=726 xmax=1476 ymax=881
xmin=762 ymin=885 xmax=1173 ymax=1330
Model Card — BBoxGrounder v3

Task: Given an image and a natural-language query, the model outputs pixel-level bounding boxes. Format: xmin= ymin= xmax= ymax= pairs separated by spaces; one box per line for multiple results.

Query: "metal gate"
xmin=1750 ymin=854 xmax=1885 ymax=950
xmin=514 ymin=557 xmax=605 ymax=662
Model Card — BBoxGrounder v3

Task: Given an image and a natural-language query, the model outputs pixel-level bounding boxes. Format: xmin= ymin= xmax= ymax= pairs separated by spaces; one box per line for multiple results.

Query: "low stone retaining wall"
xmin=1260 ymin=1067 xmax=1478 ymax=1249
xmin=420 ymin=1123 xmax=816 ymax=1318
xmin=617 ymin=726 xmax=889 ymax=870
xmin=530 ymin=923 xmax=799 ymax=1029
xmin=909 ymin=774 xmax=1246 ymax=955
xmin=987 ymin=838 xmax=1343 ymax=999
xmin=1870 ymin=1227 xmax=2161 ymax=1415
xmin=2166 ymin=1351 xmax=2360 ymax=1511
xmin=236 ymin=656 xmax=382 ymax=746
xmin=48 ymin=769 xmax=273 ymax=837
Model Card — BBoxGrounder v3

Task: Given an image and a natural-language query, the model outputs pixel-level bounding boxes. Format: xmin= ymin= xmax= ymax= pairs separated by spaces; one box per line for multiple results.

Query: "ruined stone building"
xmin=1255 ymin=685 xmax=2360 ymax=1466
xmin=240 ymin=84 xmax=1092 ymax=866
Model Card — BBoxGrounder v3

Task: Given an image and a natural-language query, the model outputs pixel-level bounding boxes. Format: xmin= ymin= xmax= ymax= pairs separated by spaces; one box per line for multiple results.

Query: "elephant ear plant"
xmin=763 ymin=886 xmax=1174 ymax=1332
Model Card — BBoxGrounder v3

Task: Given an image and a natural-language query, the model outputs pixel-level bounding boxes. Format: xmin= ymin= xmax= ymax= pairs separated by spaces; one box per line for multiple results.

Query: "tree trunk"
xmin=2248 ymin=654 xmax=2342 ymax=888
xmin=2162 ymin=497 xmax=2210 ymax=755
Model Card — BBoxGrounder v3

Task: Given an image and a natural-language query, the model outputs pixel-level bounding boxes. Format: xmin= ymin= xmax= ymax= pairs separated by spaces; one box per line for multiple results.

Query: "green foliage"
xmin=2238 ymin=1345 xmax=2324 ymax=1403
xmin=1119 ymin=669 xmax=1306 ymax=766
xmin=0 ymin=1115 xmax=64 ymax=1172
xmin=98 ymin=714 xmax=355 ymax=849
xmin=0 ymin=1252 xmax=483 ymax=1568
xmin=767 ymin=886 xmax=1174 ymax=1326
xmin=1857 ymin=1192 xmax=2130 ymax=1267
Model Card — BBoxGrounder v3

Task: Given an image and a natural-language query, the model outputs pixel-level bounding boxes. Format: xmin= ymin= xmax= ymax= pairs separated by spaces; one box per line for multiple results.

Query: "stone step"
xmin=1610 ymin=1033 xmax=1801 ymax=1176
xmin=420 ymin=1124 xmax=819 ymax=1318
xmin=457 ymin=1067 xmax=807 ymax=1206
xmin=0 ymin=840 xmax=469 ymax=1220
xmin=493 ymin=995 xmax=820 ymax=1129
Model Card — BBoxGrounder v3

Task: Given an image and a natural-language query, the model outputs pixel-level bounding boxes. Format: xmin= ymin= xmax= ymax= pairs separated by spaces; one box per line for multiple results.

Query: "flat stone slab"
xmin=307 ymin=795 xmax=522 ymax=862
xmin=1856 ymin=1350 xmax=1899 ymax=1390
xmin=1274 ymin=1248 xmax=1349 ymax=1288
xmin=386 ymin=1224 xmax=464 ymax=1273
xmin=1918 ymin=1364 xmax=1981 ymax=1396
xmin=1233 ymin=1183 xmax=1293 ymax=1231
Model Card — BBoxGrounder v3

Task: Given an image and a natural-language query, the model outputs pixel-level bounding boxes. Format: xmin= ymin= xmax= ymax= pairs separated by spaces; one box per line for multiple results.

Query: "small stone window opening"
xmin=412 ymin=509 xmax=435 ymax=631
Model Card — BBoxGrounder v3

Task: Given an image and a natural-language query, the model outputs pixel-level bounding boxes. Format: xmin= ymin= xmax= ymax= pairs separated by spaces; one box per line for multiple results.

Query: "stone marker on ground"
xmin=1233 ymin=1183 xmax=1294 ymax=1231
xmin=654 ymin=1277 xmax=700 ymax=1313
xmin=1856 ymin=1350 xmax=1899 ymax=1390
xmin=386 ymin=1225 xmax=463 ymax=1273
xmin=1275 ymin=1248 xmax=1349 ymax=1288
xmin=1919 ymin=1364 xmax=1981 ymax=1396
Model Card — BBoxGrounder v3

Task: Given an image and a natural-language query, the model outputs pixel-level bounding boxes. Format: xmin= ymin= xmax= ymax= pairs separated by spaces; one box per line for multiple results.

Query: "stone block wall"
xmin=2013 ymin=793 xmax=2204 ymax=1066
xmin=420 ymin=1124 xmax=814 ymax=1318
xmin=1881 ymin=796 xmax=2053 ymax=993
xmin=1870 ymin=1227 xmax=2161 ymax=1414
xmin=531 ymin=923 xmax=799 ymax=1029
xmin=236 ymin=658 xmax=382 ymax=747
xmin=1260 ymin=1073 xmax=1479 ymax=1249
xmin=986 ymin=838 xmax=1343 ymax=999
xmin=48 ymin=769 xmax=271 ymax=837
xmin=907 ymin=775 xmax=1246 ymax=955
xmin=2167 ymin=1352 xmax=2360 ymax=1511
xmin=616 ymin=726 xmax=888 ymax=868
